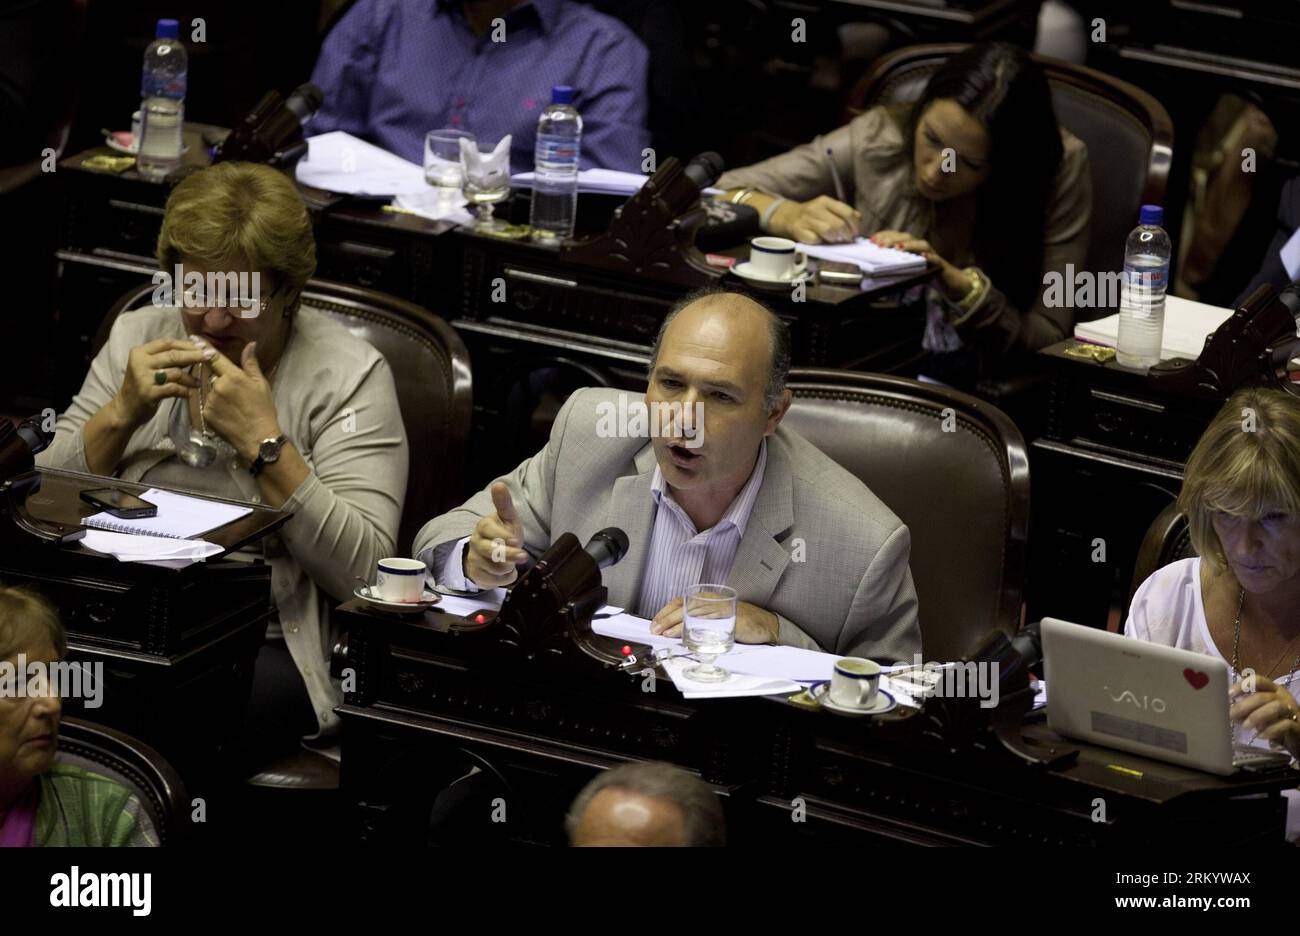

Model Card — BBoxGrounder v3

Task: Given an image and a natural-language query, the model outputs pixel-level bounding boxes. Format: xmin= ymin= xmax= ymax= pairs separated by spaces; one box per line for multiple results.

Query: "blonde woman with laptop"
xmin=1126 ymin=388 xmax=1300 ymax=836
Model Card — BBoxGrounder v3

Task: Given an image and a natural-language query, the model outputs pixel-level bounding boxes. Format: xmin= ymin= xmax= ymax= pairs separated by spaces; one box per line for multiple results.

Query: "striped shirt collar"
xmin=650 ymin=438 xmax=768 ymax=538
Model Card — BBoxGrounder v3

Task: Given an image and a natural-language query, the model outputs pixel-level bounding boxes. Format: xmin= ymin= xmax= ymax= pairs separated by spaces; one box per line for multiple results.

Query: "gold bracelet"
xmin=730 ymin=188 xmax=754 ymax=205
xmin=958 ymin=266 xmax=987 ymax=311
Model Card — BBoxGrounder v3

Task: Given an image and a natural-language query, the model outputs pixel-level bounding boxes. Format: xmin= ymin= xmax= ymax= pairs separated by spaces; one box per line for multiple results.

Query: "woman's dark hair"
xmin=903 ymin=42 xmax=1064 ymax=312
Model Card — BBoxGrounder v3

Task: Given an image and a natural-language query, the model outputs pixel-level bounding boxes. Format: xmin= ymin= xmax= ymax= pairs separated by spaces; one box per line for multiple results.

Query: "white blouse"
xmin=1126 ymin=557 xmax=1300 ymax=840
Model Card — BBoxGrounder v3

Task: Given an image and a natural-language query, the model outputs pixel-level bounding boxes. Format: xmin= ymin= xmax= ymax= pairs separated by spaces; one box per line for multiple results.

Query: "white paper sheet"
xmin=83 ymin=488 xmax=251 ymax=539
xmin=1073 ymin=294 xmax=1235 ymax=360
xmin=81 ymin=529 xmax=223 ymax=564
xmin=296 ymin=131 xmax=427 ymax=196
xmin=392 ymin=189 xmax=475 ymax=225
xmin=661 ymin=657 xmax=803 ymax=699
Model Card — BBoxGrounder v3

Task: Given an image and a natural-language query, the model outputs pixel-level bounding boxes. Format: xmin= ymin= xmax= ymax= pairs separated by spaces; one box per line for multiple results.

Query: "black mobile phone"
xmin=817 ymin=261 xmax=865 ymax=285
xmin=80 ymin=487 xmax=158 ymax=520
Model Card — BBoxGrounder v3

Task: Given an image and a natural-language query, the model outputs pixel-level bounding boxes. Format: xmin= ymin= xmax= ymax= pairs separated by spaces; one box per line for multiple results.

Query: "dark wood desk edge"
xmin=32 ymin=467 xmax=290 ymax=557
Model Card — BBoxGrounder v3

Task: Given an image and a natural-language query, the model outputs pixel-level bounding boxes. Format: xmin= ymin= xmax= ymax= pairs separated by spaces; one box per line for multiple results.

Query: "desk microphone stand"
xmin=0 ymin=471 xmax=86 ymax=546
xmin=473 ymin=532 xmax=654 ymax=666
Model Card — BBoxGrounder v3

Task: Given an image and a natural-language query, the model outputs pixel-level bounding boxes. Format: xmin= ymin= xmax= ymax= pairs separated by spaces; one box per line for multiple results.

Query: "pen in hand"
xmin=824 ymin=147 xmax=856 ymax=243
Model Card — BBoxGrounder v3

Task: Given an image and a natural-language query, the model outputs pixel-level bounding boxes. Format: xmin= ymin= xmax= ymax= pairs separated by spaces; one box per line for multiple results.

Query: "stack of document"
xmin=1073 ymin=294 xmax=1234 ymax=360
xmin=510 ymin=168 xmax=724 ymax=198
xmin=295 ymin=131 xmax=427 ymax=196
xmin=81 ymin=529 xmax=223 ymax=566
xmin=80 ymin=488 xmax=251 ymax=567
xmin=800 ymin=237 xmax=928 ymax=275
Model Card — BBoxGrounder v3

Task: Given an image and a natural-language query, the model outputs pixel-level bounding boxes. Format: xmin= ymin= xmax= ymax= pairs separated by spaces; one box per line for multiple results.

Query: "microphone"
xmin=284 ymin=83 xmax=324 ymax=128
xmin=215 ymin=82 xmax=324 ymax=167
xmin=583 ymin=527 xmax=629 ymax=571
xmin=682 ymin=151 xmax=725 ymax=192
xmin=0 ymin=415 xmax=53 ymax=481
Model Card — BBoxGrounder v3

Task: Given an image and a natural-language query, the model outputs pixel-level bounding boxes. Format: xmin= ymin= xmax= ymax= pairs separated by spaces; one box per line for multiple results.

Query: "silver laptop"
xmin=1041 ymin=617 xmax=1293 ymax=776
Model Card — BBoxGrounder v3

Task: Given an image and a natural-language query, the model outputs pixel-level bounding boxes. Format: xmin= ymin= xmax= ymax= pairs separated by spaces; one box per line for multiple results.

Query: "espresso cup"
xmin=749 ymin=236 xmax=807 ymax=280
xmin=375 ymin=557 xmax=427 ymax=603
xmin=829 ymin=657 xmax=881 ymax=709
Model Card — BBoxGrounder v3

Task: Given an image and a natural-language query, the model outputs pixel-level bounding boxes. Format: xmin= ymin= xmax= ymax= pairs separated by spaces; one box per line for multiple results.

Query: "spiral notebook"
xmin=83 ymin=488 xmax=252 ymax=539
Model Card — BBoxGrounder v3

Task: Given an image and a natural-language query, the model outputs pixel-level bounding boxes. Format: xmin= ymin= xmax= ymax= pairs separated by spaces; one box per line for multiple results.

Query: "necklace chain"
xmin=1229 ymin=587 xmax=1300 ymax=745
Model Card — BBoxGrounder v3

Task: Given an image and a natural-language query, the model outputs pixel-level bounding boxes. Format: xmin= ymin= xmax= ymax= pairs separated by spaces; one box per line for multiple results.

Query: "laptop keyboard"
xmin=1231 ymin=744 xmax=1293 ymax=769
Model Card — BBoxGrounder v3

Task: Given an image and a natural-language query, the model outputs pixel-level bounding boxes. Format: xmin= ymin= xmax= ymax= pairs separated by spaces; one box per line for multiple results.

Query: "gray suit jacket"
xmin=414 ymin=388 xmax=920 ymax=662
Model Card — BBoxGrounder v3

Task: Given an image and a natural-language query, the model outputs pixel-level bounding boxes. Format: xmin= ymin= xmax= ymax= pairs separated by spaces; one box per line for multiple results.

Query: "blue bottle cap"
xmin=1139 ymin=204 xmax=1163 ymax=226
xmin=551 ymin=85 xmax=575 ymax=105
xmin=156 ymin=18 xmax=180 ymax=39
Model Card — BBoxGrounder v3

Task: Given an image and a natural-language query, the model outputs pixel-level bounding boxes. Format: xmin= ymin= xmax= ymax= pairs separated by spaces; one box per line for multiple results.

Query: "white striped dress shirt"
xmin=635 ymin=439 xmax=768 ymax=618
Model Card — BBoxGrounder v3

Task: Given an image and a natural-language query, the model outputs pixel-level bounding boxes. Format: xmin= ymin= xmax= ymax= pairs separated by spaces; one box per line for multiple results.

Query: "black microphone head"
xmin=683 ymin=151 xmax=725 ymax=190
xmin=16 ymin=415 xmax=52 ymax=456
xmin=584 ymin=527 xmax=629 ymax=570
xmin=285 ymin=83 xmax=325 ymax=124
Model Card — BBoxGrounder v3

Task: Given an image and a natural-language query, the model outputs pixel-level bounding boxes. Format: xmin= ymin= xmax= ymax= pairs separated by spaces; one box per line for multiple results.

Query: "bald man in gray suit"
xmin=414 ymin=290 xmax=920 ymax=662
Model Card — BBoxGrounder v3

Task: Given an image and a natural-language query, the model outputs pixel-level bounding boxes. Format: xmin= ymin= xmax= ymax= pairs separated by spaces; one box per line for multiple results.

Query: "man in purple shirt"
xmin=308 ymin=0 xmax=651 ymax=172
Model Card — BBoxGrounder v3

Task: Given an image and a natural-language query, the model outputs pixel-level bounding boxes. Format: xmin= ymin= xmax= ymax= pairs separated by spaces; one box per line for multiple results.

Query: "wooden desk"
xmin=0 ymin=468 xmax=288 ymax=786
xmin=334 ymin=599 xmax=1293 ymax=846
xmin=1025 ymin=340 xmax=1223 ymax=627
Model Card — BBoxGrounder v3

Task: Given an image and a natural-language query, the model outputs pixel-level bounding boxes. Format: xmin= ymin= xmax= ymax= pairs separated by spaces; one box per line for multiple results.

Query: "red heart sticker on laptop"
xmin=1183 ymin=668 xmax=1209 ymax=689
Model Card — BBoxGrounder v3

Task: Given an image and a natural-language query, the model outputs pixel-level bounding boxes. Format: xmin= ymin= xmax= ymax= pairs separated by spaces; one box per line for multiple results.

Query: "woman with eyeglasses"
xmin=37 ymin=162 xmax=410 ymax=766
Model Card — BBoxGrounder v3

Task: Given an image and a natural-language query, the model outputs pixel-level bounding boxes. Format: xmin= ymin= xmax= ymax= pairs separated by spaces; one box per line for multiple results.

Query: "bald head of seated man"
xmin=567 ymin=762 xmax=724 ymax=847
xmin=414 ymin=287 xmax=920 ymax=662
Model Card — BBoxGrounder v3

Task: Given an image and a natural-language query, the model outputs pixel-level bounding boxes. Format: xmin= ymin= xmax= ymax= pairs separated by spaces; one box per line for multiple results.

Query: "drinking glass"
xmin=458 ymin=136 xmax=512 ymax=232
xmin=424 ymin=128 xmax=472 ymax=188
xmin=682 ymin=584 xmax=737 ymax=683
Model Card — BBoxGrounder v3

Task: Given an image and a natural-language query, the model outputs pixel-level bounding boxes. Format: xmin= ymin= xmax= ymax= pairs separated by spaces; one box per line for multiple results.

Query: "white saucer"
xmin=353 ymin=585 xmax=440 ymax=612
xmin=809 ymin=682 xmax=896 ymax=716
xmin=731 ymin=261 xmax=810 ymax=285
xmin=105 ymin=136 xmax=190 ymax=156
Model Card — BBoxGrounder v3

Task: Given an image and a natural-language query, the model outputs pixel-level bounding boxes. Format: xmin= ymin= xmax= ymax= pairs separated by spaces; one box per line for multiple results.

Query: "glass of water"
xmin=682 ymin=584 xmax=737 ymax=683
xmin=424 ymin=128 xmax=472 ymax=188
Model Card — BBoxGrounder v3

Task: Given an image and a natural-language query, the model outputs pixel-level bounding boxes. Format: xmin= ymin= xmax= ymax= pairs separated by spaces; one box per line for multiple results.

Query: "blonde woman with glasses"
xmin=37 ymin=162 xmax=409 ymax=765
xmin=1126 ymin=387 xmax=1300 ymax=838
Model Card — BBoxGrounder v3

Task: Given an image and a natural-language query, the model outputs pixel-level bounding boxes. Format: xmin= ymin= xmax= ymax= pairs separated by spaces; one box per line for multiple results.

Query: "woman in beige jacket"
xmin=37 ymin=162 xmax=409 ymax=763
xmin=719 ymin=42 xmax=1092 ymax=386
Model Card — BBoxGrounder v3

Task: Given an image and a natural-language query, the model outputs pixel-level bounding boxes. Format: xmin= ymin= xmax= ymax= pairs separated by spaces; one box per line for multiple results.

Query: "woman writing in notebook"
xmin=717 ymin=42 xmax=1091 ymax=386
xmin=37 ymin=162 xmax=409 ymax=765
xmin=1126 ymin=389 xmax=1300 ymax=836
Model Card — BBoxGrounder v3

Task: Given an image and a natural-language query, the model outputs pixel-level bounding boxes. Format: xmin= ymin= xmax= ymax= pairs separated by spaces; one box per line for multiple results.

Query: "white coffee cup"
xmin=829 ymin=657 xmax=881 ymax=709
xmin=749 ymin=236 xmax=807 ymax=280
xmin=375 ymin=557 xmax=427 ymax=602
xmin=131 ymin=110 xmax=142 ymax=150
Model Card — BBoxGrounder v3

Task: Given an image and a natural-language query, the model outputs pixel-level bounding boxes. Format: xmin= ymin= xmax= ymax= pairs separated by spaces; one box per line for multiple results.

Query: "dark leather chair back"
xmin=55 ymin=717 xmax=187 ymax=845
xmin=1129 ymin=501 xmax=1195 ymax=608
xmin=96 ymin=279 xmax=473 ymax=556
xmin=783 ymin=369 xmax=1029 ymax=661
xmin=846 ymin=43 xmax=1173 ymax=317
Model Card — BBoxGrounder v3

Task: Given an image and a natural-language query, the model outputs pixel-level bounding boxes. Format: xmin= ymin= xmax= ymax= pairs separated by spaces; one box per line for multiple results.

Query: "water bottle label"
xmin=142 ymin=71 xmax=188 ymax=99
xmin=536 ymin=137 xmax=580 ymax=166
xmin=1118 ymin=262 xmax=1170 ymax=322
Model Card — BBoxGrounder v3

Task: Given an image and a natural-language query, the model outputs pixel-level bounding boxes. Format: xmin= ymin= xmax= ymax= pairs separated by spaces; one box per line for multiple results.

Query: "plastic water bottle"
xmin=1116 ymin=204 xmax=1172 ymax=369
xmin=137 ymin=18 xmax=188 ymax=181
xmin=529 ymin=85 xmax=583 ymax=245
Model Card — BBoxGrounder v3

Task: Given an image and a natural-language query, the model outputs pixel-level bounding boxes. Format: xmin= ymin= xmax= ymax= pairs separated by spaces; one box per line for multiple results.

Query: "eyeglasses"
xmin=179 ymin=288 xmax=268 ymax=319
